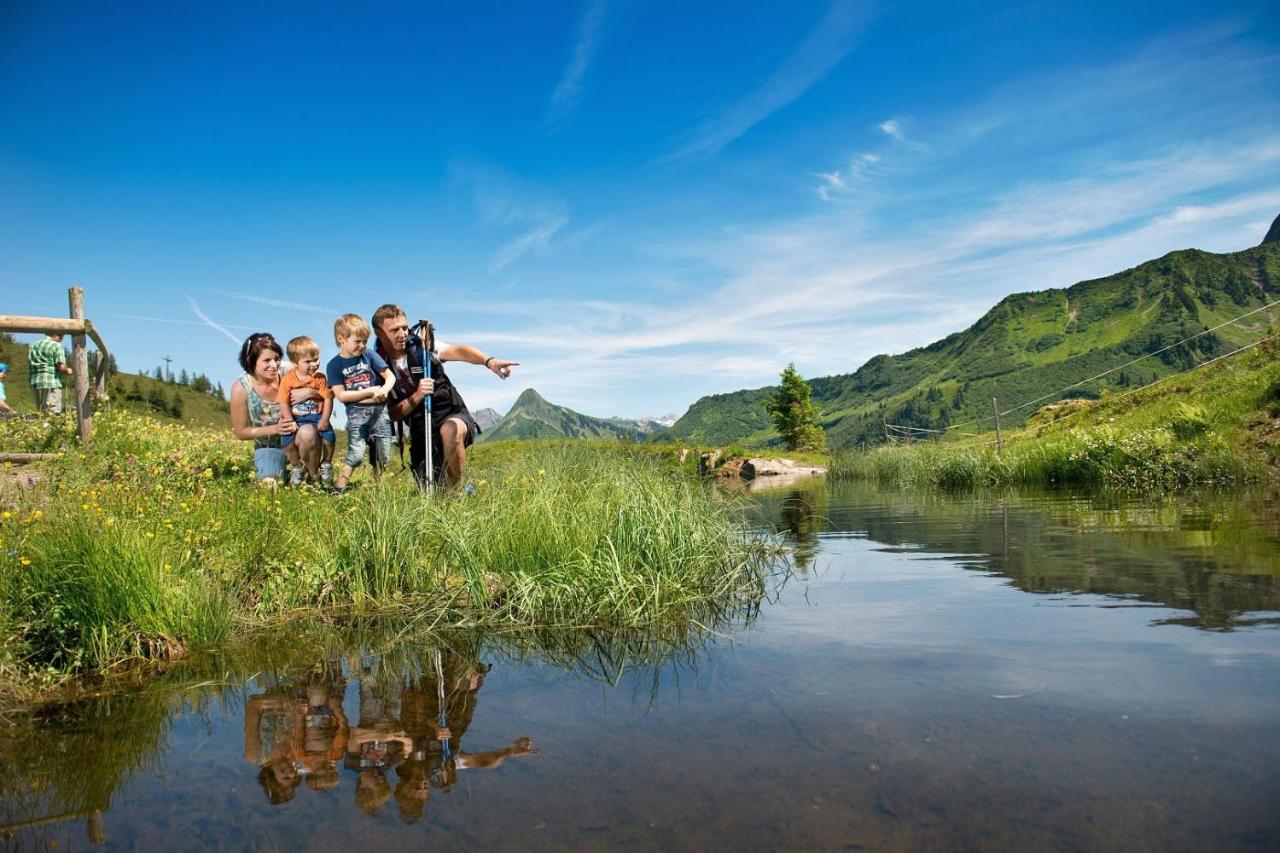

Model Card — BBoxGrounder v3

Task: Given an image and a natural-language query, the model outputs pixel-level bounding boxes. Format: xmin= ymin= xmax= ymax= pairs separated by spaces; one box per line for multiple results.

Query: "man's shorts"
xmin=253 ymin=447 xmax=287 ymax=481
xmin=409 ymin=409 xmax=479 ymax=484
xmin=32 ymin=387 xmax=63 ymax=415
xmin=344 ymin=405 xmax=392 ymax=469
xmin=281 ymin=413 xmax=337 ymax=448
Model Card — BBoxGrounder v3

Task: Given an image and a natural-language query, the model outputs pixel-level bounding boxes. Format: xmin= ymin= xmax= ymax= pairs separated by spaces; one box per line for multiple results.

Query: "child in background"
xmin=325 ymin=314 xmax=395 ymax=493
xmin=0 ymin=363 xmax=15 ymax=416
xmin=277 ymin=336 xmax=336 ymax=486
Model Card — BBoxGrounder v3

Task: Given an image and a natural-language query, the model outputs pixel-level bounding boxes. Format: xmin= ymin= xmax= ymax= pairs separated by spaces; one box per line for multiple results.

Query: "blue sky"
xmin=2 ymin=1 xmax=1278 ymax=420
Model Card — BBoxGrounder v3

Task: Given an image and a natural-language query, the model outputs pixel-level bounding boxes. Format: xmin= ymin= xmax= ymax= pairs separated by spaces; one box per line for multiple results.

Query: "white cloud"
xmin=665 ymin=0 xmax=872 ymax=163
xmin=547 ymin=0 xmax=608 ymax=129
xmin=878 ymin=118 xmax=902 ymax=139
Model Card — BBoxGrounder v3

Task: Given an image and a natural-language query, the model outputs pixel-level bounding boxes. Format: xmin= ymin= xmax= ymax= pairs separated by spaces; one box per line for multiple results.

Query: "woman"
xmin=230 ymin=333 xmax=298 ymax=483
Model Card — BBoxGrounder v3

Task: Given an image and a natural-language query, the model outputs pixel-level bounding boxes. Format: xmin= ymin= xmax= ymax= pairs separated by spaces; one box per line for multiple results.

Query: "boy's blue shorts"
xmin=281 ymin=413 xmax=336 ymax=448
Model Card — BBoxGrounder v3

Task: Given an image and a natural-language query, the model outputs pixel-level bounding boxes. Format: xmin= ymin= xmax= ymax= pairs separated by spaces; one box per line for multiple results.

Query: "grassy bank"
xmin=831 ymin=343 xmax=1280 ymax=490
xmin=0 ymin=409 xmax=775 ymax=694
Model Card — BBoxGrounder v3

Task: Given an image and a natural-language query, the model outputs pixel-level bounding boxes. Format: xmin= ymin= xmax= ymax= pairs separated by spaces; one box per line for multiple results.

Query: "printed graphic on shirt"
xmin=325 ymin=351 xmax=388 ymax=409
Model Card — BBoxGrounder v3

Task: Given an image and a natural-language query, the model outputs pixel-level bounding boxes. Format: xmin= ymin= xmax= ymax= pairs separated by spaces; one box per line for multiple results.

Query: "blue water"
xmin=4 ymin=482 xmax=1279 ymax=850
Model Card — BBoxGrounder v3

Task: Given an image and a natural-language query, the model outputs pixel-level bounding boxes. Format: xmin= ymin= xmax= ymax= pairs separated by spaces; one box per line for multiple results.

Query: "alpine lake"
xmin=3 ymin=478 xmax=1279 ymax=851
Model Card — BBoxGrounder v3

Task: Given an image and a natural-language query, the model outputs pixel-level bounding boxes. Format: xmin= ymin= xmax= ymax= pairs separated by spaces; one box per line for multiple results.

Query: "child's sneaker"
xmin=288 ymin=465 xmax=305 ymax=487
xmin=319 ymin=462 xmax=333 ymax=485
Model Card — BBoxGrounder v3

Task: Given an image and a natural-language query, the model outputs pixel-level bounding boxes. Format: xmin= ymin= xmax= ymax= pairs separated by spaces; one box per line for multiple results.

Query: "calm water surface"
xmin=4 ymin=481 xmax=1280 ymax=851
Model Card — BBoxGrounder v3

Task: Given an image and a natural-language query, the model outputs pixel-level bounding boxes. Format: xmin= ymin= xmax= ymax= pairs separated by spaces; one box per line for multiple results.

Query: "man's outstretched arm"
xmin=437 ymin=343 xmax=518 ymax=379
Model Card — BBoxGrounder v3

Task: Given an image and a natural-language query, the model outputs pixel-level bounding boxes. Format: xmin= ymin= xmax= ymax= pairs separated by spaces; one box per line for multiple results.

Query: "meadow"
xmin=0 ymin=409 xmax=776 ymax=699
xmin=830 ymin=342 xmax=1280 ymax=490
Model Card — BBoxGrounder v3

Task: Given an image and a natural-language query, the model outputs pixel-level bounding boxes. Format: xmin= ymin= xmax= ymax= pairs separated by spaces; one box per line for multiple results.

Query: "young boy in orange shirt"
xmin=278 ymin=336 xmax=336 ymax=486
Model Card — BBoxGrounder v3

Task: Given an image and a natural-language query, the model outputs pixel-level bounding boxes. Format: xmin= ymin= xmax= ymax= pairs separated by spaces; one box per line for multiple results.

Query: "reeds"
xmin=0 ymin=409 xmax=776 ymax=683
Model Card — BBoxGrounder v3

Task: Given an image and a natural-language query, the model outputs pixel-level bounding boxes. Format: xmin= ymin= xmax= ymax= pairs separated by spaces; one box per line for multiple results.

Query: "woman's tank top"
xmin=238 ymin=374 xmax=282 ymax=449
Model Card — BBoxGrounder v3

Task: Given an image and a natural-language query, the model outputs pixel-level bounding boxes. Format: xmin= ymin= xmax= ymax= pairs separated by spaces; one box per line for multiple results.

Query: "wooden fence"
xmin=0 ymin=286 xmax=111 ymax=443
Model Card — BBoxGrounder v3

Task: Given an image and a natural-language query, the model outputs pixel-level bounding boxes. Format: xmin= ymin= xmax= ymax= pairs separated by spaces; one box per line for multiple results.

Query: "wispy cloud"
xmin=665 ymin=0 xmax=873 ymax=163
xmin=877 ymin=118 xmax=902 ymax=140
xmin=815 ymin=152 xmax=880 ymax=200
xmin=110 ymin=313 xmax=259 ymax=332
xmin=186 ymin=296 xmax=243 ymax=346
xmin=459 ymin=137 xmax=1280 ymax=416
xmin=220 ymin=292 xmax=342 ymax=315
xmin=547 ymin=0 xmax=608 ymax=129
xmin=450 ymin=162 xmax=575 ymax=272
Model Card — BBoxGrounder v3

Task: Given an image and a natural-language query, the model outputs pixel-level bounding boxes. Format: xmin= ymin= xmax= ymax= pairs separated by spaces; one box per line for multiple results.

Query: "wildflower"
xmin=19 ymin=556 xmax=31 ymax=566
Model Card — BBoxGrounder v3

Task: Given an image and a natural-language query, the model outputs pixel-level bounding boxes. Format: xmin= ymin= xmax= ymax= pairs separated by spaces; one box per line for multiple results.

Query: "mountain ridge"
xmin=665 ymin=218 xmax=1280 ymax=449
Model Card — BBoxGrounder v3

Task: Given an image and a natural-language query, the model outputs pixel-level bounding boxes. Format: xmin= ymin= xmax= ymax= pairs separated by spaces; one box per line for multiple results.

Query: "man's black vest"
xmin=378 ymin=335 xmax=468 ymax=442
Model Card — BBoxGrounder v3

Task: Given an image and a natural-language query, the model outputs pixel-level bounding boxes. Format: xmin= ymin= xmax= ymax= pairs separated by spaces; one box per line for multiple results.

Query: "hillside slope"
xmin=667 ymin=219 xmax=1280 ymax=450
xmin=482 ymin=388 xmax=650 ymax=442
xmin=831 ymin=330 xmax=1280 ymax=490
xmin=0 ymin=334 xmax=230 ymax=429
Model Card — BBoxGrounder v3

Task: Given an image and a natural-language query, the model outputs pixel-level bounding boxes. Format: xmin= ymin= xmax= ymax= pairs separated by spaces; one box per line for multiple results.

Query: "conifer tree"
xmin=764 ymin=363 xmax=827 ymax=452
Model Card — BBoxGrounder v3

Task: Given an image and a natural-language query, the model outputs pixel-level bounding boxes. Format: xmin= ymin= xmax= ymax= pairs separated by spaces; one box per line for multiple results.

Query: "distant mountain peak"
xmin=513 ymin=387 xmax=547 ymax=406
xmin=1264 ymin=212 xmax=1280 ymax=246
xmin=485 ymin=388 xmax=648 ymax=443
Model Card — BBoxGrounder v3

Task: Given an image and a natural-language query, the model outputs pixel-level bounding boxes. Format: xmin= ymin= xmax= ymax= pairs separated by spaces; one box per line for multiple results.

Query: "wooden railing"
xmin=0 ymin=286 xmax=111 ymax=442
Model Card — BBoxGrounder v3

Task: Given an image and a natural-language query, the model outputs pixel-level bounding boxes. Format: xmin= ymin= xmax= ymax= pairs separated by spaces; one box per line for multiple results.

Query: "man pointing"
xmin=372 ymin=304 xmax=517 ymax=489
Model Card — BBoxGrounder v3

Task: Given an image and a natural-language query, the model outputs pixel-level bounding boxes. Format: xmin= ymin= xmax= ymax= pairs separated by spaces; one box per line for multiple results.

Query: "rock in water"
xmin=740 ymin=458 xmax=826 ymax=479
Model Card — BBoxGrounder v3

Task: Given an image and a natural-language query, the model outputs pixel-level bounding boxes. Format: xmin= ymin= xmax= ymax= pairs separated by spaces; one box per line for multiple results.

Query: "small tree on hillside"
xmin=765 ymin=363 xmax=827 ymax=452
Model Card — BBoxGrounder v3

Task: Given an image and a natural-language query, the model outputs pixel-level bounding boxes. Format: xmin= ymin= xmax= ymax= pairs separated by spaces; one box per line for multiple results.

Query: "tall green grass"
xmin=830 ymin=346 xmax=1279 ymax=490
xmin=0 ymin=409 xmax=777 ymax=687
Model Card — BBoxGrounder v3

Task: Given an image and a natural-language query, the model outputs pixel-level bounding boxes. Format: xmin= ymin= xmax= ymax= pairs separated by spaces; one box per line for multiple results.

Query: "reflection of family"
xmin=229 ymin=303 xmax=517 ymax=492
xmin=243 ymin=651 xmax=538 ymax=822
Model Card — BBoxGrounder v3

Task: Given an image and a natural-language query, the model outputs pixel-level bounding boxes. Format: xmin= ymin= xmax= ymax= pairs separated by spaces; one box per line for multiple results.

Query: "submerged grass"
xmin=831 ymin=345 xmax=1280 ymax=491
xmin=0 ymin=408 xmax=775 ymax=690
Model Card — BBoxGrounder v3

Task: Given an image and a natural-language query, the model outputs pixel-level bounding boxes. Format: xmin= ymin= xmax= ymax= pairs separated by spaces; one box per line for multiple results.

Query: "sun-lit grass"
xmin=830 ymin=344 xmax=1280 ymax=490
xmin=0 ymin=407 xmax=776 ymax=687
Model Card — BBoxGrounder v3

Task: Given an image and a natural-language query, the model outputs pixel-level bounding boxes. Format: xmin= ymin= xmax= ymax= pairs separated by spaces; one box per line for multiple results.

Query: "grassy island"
xmin=0 ymin=410 xmax=775 ymax=698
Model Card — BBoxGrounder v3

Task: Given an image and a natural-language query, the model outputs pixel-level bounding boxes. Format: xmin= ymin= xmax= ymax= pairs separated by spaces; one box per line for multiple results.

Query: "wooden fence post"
xmin=68 ymin=286 xmax=91 ymax=442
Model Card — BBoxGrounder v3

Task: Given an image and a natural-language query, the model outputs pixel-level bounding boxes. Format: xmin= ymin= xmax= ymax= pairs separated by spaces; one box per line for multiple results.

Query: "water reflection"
xmin=244 ymin=659 xmax=349 ymax=804
xmin=750 ymin=480 xmax=1280 ymax=629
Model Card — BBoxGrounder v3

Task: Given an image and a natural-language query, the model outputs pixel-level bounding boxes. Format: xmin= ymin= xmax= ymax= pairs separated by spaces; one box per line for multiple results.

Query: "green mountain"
xmin=0 ymin=333 xmax=231 ymax=429
xmin=482 ymin=388 xmax=649 ymax=442
xmin=666 ymin=216 xmax=1280 ymax=449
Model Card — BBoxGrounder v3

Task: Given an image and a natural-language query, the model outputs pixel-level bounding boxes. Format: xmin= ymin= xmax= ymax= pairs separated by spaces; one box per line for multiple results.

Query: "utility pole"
xmin=163 ymin=355 xmax=173 ymax=383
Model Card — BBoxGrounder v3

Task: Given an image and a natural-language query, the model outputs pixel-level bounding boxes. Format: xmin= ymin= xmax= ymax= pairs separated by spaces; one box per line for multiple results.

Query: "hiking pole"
xmin=416 ymin=320 xmax=435 ymax=492
xmin=434 ymin=648 xmax=452 ymax=765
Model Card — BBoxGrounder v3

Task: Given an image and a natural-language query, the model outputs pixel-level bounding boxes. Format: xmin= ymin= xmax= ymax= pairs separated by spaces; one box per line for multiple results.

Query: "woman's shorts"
xmin=281 ymin=413 xmax=337 ymax=448
xmin=253 ymin=446 xmax=288 ymax=481
xmin=344 ymin=405 xmax=392 ymax=468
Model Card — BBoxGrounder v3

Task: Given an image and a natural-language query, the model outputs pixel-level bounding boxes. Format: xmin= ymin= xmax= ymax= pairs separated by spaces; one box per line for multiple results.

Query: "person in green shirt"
xmin=28 ymin=333 xmax=72 ymax=414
